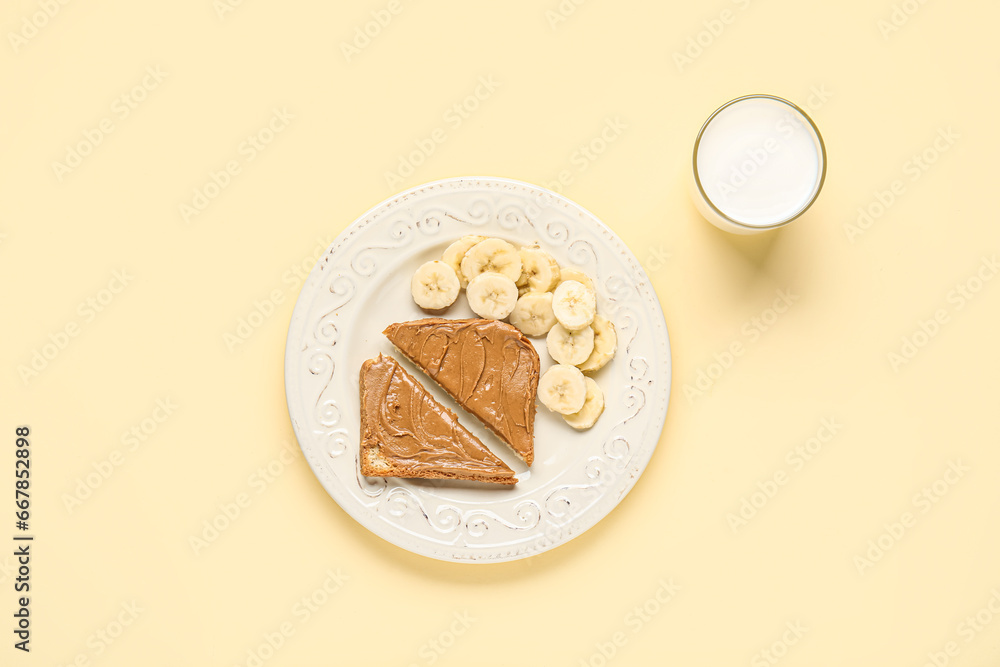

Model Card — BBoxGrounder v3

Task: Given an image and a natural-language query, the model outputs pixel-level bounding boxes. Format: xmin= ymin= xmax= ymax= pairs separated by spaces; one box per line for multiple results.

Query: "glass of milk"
xmin=691 ymin=95 xmax=827 ymax=234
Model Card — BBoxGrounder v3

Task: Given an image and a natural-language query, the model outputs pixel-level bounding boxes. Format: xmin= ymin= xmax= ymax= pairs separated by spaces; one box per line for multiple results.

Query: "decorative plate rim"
xmin=284 ymin=176 xmax=671 ymax=563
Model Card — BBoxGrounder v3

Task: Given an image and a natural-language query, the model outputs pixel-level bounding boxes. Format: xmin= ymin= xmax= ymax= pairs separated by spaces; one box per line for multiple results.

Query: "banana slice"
xmin=558 ymin=268 xmax=595 ymax=293
xmin=537 ymin=364 xmax=587 ymax=415
xmin=509 ymin=292 xmax=557 ymax=337
xmin=578 ymin=315 xmax=618 ymax=372
xmin=442 ymin=235 xmax=486 ymax=289
xmin=461 ymin=238 xmax=522 ymax=284
xmin=517 ymin=245 xmax=561 ymax=292
xmin=547 ymin=323 xmax=595 ymax=365
xmin=411 ymin=260 xmax=460 ymax=312
xmin=563 ymin=377 xmax=605 ymax=430
xmin=552 ymin=280 xmax=596 ymax=331
xmin=466 ymin=272 xmax=518 ymax=320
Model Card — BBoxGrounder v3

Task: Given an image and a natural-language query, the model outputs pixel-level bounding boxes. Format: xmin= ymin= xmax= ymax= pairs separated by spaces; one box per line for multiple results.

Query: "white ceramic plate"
xmin=284 ymin=177 xmax=670 ymax=562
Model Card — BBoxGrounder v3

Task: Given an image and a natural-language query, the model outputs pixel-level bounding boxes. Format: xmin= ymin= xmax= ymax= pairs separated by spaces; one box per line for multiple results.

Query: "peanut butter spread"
xmin=359 ymin=354 xmax=515 ymax=481
xmin=383 ymin=319 xmax=539 ymax=465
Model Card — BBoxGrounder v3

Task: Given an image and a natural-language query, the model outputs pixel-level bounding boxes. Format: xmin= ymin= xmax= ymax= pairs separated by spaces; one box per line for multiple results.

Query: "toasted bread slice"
xmin=383 ymin=319 xmax=539 ymax=466
xmin=359 ymin=354 xmax=516 ymax=485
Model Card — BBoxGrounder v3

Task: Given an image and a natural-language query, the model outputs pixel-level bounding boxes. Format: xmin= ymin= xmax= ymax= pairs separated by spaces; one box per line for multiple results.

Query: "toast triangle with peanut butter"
xmin=383 ymin=318 xmax=539 ymax=466
xmin=359 ymin=354 xmax=516 ymax=485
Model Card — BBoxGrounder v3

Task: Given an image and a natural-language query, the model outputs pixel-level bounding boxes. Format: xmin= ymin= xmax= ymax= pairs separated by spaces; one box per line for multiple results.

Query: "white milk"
xmin=692 ymin=96 xmax=825 ymax=233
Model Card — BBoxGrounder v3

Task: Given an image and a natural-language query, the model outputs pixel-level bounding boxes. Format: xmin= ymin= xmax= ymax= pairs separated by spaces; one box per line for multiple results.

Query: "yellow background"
xmin=3 ymin=0 xmax=999 ymax=665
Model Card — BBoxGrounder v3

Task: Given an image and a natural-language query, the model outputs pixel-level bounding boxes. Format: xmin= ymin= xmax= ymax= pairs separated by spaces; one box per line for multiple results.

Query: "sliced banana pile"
xmin=409 ymin=235 xmax=619 ymax=430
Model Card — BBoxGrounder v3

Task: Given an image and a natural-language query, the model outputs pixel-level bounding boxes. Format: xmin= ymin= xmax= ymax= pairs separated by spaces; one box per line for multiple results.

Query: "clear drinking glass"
xmin=691 ymin=94 xmax=827 ymax=234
